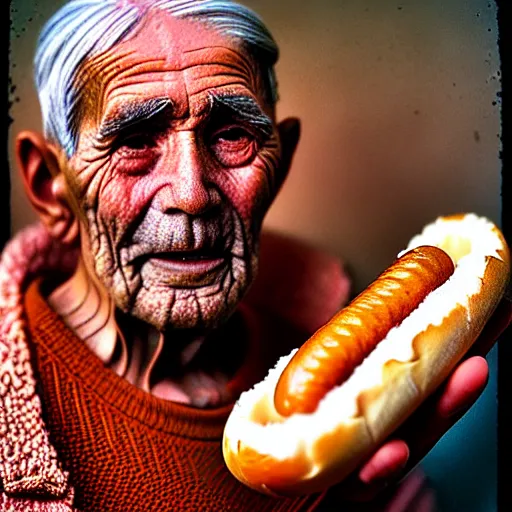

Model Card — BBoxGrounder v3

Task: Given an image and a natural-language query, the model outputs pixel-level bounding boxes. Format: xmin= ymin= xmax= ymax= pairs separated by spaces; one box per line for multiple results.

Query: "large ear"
xmin=275 ymin=117 xmax=300 ymax=194
xmin=15 ymin=130 xmax=79 ymax=245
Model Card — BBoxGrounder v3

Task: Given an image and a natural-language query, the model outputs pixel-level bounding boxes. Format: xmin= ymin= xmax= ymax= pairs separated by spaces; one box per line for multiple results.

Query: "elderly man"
xmin=1 ymin=0 xmax=508 ymax=510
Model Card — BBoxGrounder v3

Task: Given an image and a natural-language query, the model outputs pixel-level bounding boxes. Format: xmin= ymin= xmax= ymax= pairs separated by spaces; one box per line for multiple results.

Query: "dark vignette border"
xmin=2 ymin=1 xmax=509 ymax=511
xmin=3 ymin=0 xmax=11 ymax=250
xmin=497 ymin=0 xmax=511 ymax=511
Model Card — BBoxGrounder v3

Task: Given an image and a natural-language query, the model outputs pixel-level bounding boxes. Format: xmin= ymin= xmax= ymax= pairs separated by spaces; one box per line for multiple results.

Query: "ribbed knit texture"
xmin=24 ymin=280 xmax=327 ymax=512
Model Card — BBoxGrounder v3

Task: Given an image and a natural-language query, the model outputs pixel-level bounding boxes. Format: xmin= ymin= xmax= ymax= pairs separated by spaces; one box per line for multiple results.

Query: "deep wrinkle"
xmin=48 ymin=14 xmax=283 ymax=406
xmin=95 ymin=93 xmax=273 ymax=149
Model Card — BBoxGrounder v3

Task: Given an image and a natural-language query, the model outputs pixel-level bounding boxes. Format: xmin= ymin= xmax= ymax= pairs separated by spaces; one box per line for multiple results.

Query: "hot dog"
xmin=222 ymin=214 xmax=510 ymax=497
xmin=274 ymin=245 xmax=455 ymax=416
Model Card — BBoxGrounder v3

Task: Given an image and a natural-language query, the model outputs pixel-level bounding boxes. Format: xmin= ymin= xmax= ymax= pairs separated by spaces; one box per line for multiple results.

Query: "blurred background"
xmin=9 ymin=0 xmax=501 ymax=510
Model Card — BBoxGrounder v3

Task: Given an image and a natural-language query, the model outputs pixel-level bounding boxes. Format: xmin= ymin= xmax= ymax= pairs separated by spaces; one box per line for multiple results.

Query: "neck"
xmin=47 ymin=259 xmax=125 ymax=370
xmin=47 ymin=258 xmax=246 ymax=407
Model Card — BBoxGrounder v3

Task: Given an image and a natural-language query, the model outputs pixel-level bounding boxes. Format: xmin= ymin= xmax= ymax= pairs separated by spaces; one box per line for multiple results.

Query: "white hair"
xmin=34 ymin=0 xmax=279 ymax=157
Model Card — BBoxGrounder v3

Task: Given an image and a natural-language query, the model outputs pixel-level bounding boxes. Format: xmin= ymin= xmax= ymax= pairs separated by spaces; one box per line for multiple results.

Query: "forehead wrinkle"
xmin=102 ymin=56 xmax=168 ymax=85
xmin=182 ymin=44 xmax=256 ymax=85
xmin=184 ymin=73 xmax=253 ymax=102
xmin=100 ymin=57 xmax=168 ymax=99
xmin=74 ymin=51 xmax=128 ymax=101
xmin=125 ymin=15 xmax=259 ymax=100
xmin=74 ymin=16 xmax=265 ymax=145
xmin=74 ymin=47 xmax=150 ymax=136
xmin=179 ymin=91 xmax=211 ymax=120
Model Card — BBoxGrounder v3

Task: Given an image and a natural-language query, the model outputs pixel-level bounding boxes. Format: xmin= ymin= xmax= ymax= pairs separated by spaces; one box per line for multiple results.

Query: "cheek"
xmin=219 ymin=158 xmax=274 ymax=224
xmin=78 ymin=164 xmax=154 ymax=228
xmin=98 ymin=180 xmax=132 ymax=217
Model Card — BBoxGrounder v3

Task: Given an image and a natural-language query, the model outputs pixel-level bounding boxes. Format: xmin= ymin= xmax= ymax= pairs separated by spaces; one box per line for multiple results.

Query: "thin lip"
xmin=146 ymin=255 xmax=227 ymax=273
xmin=132 ymin=246 xmax=228 ymax=264
xmin=150 ymin=249 xmax=225 ymax=260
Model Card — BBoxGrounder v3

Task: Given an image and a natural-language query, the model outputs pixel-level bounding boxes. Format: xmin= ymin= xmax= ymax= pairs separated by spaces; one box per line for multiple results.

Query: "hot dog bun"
xmin=222 ymin=213 xmax=510 ymax=496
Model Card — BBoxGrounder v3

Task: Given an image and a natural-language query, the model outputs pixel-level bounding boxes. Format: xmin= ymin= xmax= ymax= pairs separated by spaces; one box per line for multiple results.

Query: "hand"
xmin=246 ymin=232 xmax=511 ymax=503
xmin=336 ymin=294 xmax=511 ymax=503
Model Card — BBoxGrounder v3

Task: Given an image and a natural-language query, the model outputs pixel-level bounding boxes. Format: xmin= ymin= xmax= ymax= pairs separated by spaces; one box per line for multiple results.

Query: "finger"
xmin=390 ymin=358 xmax=488 ymax=480
xmin=388 ymin=298 xmax=508 ymax=478
xmin=316 ymin=298 xmax=504 ymax=505
xmin=330 ymin=442 xmax=408 ymax=503
xmin=409 ymin=487 xmax=438 ymax=512
xmin=384 ymin=468 xmax=426 ymax=511
xmin=321 ymin=291 xmax=508 ymax=506
xmin=436 ymin=356 xmax=489 ymax=418
xmin=359 ymin=440 xmax=410 ymax=484
xmin=331 ymin=356 xmax=486 ymax=503
xmin=383 ymin=468 xmax=436 ymax=512
xmin=339 ymin=357 xmax=486 ymax=499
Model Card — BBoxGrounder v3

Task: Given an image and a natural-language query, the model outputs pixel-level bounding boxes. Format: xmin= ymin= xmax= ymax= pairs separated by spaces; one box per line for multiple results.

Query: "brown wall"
xmin=9 ymin=0 xmax=501 ymax=293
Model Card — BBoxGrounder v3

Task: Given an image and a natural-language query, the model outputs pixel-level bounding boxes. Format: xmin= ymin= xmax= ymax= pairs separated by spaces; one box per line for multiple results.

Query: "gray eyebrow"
xmin=209 ymin=94 xmax=273 ymax=138
xmin=97 ymin=97 xmax=172 ymax=141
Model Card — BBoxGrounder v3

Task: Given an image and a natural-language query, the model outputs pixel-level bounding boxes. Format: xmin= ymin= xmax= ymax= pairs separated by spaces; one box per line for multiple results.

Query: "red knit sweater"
xmin=24 ymin=280 xmax=327 ymax=512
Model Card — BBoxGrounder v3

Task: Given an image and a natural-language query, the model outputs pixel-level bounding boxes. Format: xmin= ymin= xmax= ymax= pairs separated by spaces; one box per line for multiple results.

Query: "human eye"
xmin=113 ymin=132 xmax=159 ymax=174
xmin=117 ymin=132 xmax=157 ymax=154
xmin=209 ymin=125 xmax=258 ymax=167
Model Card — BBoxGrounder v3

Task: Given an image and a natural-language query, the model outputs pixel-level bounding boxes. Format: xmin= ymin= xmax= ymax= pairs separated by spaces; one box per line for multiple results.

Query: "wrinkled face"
xmin=65 ymin=14 xmax=282 ymax=331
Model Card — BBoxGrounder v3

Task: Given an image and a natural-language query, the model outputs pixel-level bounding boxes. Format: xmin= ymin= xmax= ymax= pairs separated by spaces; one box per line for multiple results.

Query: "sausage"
xmin=273 ymin=245 xmax=455 ymax=416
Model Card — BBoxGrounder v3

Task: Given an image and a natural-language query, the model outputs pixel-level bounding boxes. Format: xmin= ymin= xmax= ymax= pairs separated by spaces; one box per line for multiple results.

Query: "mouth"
xmin=136 ymin=248 xmax=229 ymax=284
xmin=149 ymin=250 xmax=226 ymax=269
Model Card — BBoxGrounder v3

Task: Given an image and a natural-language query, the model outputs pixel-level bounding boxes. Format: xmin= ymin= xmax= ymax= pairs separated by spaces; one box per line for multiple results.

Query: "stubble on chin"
xmin=131 ymin=260 xmax=252 ymax=331
xmin=82 ymin=206 xmax=259 ymax=332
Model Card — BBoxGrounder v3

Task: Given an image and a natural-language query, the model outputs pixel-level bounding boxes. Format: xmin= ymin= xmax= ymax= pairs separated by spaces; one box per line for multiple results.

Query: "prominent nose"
xmin=153 ymin=132 xmax=218 ymax=215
